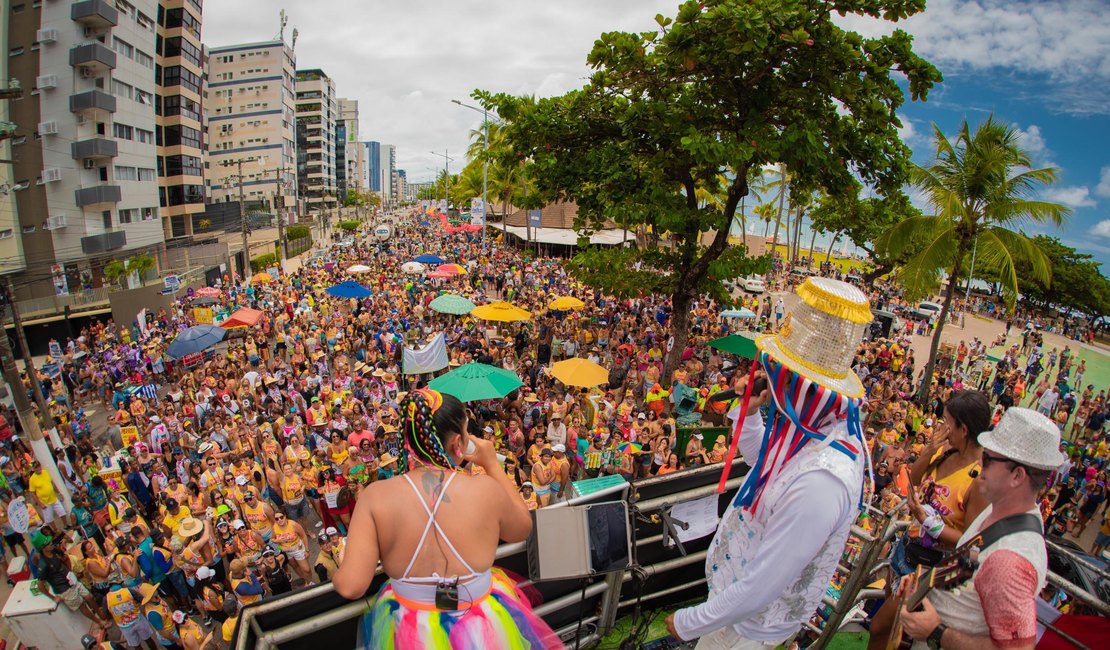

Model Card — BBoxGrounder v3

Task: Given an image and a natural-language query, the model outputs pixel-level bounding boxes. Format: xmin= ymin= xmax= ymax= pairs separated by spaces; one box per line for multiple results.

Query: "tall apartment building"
xmin=0 ymin=0 xmax=26 ymax=276
xmin=7 ymin=0 xmax=165 ymax=298
xmin=379 ymin=143 xmax=395 ymax=206
xmin=205 ymin=39 xmax=296 ymax=223
xmin=155 ymin=0 xmax=205 ymax=239
xmin=396 ymin=168 xmax=406 ymax=204
xmin=336 ymin=97 xmax=359 ymax=199
xmin=294 ymin=69 xmax=337 ymax=215
xmin=362 ymin=140 xmax=380 ymax=193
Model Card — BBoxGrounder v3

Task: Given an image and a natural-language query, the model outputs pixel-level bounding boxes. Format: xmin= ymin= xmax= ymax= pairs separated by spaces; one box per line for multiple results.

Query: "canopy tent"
xmin=220 ymin=307 xmax=264 ymax=329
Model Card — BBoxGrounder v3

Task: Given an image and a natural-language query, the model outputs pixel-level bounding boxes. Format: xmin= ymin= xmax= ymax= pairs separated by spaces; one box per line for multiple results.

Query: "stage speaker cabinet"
xmin=527 ymin=501 xmax=632 ymax=582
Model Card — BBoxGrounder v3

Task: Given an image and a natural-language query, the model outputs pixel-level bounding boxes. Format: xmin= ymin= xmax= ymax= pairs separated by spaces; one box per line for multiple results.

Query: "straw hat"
xmin=979 ymin=407 xmax=1065 ymax=470
xmin=178 ymin=517 xmax=204 ymax=538
xmin=382 ymin=372 xmax=396 ymax=383
xmin=378 ymin=452 xmax=398 ymax=466
xmin=757 ymin=277 xmax=871 ymax=398
xmin=524 ymin=394 xmax=539 ymax=403
xmin=139 ymin=582 xmax=159 ymax=604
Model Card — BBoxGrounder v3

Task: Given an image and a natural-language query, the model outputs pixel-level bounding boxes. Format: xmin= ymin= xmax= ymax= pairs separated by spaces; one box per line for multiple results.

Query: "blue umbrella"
xmin=326 ymin=281 xmax=373 ymax=299
xmin=166 ymin=325 xmax=226 ymax=359
xmin=415 ymin=254 xmax=445 ymax=265
xmin=720 ymin=308 xmax=757 ymax=319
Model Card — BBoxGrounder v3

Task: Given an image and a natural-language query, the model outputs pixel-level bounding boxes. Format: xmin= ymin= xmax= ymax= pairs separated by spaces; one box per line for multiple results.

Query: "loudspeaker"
xmin=527 ymin=501 xmax=632 ymax=582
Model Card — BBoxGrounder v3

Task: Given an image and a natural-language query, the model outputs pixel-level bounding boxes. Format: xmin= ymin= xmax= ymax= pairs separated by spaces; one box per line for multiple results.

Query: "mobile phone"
xmin=751 ymin=377 xmax=769 ymax=395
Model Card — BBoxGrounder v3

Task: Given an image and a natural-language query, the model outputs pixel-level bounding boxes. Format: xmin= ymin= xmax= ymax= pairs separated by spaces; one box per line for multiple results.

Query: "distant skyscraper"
xmin=380 ymin=144 xmax=395 ymax=206
xmin=363 ymin=141 xmax=381 ymax=193
xmin=294 ymin=68 xmax=338 ymax=215
xmin=336 ymin=98 xmax=359 ymax=197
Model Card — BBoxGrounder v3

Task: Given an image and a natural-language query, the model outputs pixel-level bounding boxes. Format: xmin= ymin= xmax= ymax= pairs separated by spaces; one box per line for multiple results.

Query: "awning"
xmin=220 ymin=307 xmax=263 ymax=328
xmin=500 ymin=225 xmax=630 ymax=246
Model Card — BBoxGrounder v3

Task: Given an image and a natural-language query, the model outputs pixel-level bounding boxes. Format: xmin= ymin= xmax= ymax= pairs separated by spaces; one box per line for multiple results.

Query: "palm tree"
xmin=879 ymin=116 xmax=1070 ymax=401
xmin=766 ymin=164 xmax=790 ymax=262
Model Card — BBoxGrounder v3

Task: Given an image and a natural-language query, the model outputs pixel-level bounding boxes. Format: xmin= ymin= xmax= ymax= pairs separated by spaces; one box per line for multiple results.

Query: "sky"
xmin=204 ymin=1 xmax=1110 ymax=265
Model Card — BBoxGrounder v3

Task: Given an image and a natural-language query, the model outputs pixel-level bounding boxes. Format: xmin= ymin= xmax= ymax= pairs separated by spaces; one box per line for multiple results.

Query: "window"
xmin=161 ymin=95 xmax=201 ymax=121
xmin=135 ymin=89 xmax=154 ymax=106
xmin=136 ymin=12 xmax=155 ymax=33
xmin=137 ymin=129 xmax=154 ymax=144
xmin=161 ymin=124 xmax=202 ymax=149
xmin=113 ymin=37 xmax=134 ymax=59
xmin=163 ymin=154 xmax=202 ymax=177
xmin=117 ymin=208 xmax=137 ymax=224
xmin=135 ymin=50 xmax=154 ymax=68
xmin=142 ymin=207 xmax=156 ymax=221
xmin=9 ymin=47 xmax=24 ymax=57
xmin=112 ymin=123 xmax=134 ymax=140
xmin=161 ymin=184 xmax=204 ymax=207
xmin=111 ymin=79 xmax=133 ymax=100
xmin=162 ymin=36 xmax=201 ymax=67
xmin=163 ymin=7 xmax=201 ymax=37
xmin=102 ymin=210 xmax=112 ymax=228
xmin=162 ymin=66 xmax=202 ymax=93
xmin=114 ymin=165 xmax=137 ymax=181
xmin=138 ymin=168 xmax=156 ymax=182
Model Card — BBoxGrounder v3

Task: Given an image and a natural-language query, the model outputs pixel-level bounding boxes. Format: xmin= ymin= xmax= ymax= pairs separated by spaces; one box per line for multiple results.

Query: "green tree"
xmin=977 ymin=235 xmax=1110 ymax=320
xmin=808 ymin=188 xmax=923 ymax=279
xmin=878 ymin=117 xmax=1071 ymax=400
xmin=103 ymin=260 xmax=128 ymax=288
xmin=480 ymin=0 xmax=941 ymax=383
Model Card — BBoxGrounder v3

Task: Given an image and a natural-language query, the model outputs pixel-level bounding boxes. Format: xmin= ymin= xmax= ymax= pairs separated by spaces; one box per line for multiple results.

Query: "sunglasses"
xmin=981 ymin=451 xmax=1023 ymax=471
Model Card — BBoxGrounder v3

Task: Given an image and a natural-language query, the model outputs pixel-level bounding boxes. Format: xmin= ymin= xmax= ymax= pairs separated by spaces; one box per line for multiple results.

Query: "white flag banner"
xmin=137 ymin=308 xmax=150 ymax=339
xmin=402 ymin=333 xmax=449 ymax=375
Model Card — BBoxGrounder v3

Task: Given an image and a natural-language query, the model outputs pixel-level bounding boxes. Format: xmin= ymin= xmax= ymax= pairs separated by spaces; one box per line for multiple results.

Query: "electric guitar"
xmin=883 ymin=545 xmax=979 ymax=650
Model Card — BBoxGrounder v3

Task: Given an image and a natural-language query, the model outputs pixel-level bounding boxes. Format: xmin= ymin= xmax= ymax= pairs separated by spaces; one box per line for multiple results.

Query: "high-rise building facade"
xmin=336 ymin=98 xmax=358 ymax=199
xmin=294 ymin=68 xmax=336 ymax=215
xmin=379 ymin=143 xmax=395 ymax=207
xmin=0 ymin=0 xmax=26 ymax=276
xmin=155 ymin=0 xmax=205 ymax=239
xmin=362 ymin=140 xmax=380 ymax=193
xmin=205 ymin=39 xmax=296 ymax=222
xmin=6 ymin=0 xmax=166 ymax=298
xmin=396 ymin=169 xmax=406 ymax=204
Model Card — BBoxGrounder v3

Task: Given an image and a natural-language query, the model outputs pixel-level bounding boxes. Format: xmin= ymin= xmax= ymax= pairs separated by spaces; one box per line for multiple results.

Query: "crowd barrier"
xmin=232 ymin=459 xmax=750 ymax=649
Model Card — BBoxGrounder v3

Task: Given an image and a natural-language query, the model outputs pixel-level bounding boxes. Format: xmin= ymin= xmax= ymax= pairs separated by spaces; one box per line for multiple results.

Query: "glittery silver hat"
xmin=757 ymin=277 xmax=872 ymax=397
xmin=979 ymin=407 xmax=1065 ymax=470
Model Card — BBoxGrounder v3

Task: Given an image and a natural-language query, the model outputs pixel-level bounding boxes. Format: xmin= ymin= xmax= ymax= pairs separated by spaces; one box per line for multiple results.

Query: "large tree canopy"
xmin=478 ymin=0 xmax=941 ymax=383
xmin=809 ymin=188 xmax=924 ymax=280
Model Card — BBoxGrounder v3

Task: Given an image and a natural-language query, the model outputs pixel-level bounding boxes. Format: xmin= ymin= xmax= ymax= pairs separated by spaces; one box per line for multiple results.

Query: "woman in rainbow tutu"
xmin=334 ymin=388 xmax=564 ymax=649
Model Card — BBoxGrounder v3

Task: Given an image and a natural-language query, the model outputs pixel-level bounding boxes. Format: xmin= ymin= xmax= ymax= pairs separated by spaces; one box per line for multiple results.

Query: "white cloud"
xmin=1013 ymin=124 xmax=1046 ymax=158
xmin=1042 ymin=186 xmax=1096 ymax=208
xmin=1089 ymin=220 xmax=1110 ymax=238
xmin=1097 ymin=166 xmax=1110 ymax=198
xmin=896 ymin=114 xmax=919 ymax=147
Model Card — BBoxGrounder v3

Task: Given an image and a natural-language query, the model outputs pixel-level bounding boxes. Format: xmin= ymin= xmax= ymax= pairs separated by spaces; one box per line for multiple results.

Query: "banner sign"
xmin=402 ymin=333 xmax=449 ymax=375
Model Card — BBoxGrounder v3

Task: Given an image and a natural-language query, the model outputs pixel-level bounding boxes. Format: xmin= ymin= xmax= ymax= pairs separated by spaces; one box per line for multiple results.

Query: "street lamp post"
xmin=452 ymin=99 xmax=492 ymax=242
xmin=429 ymin=150 xmax=454 ymax=213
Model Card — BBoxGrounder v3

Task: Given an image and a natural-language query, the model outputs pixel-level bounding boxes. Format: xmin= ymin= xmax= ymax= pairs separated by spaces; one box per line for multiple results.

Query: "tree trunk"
xmin=917 ymin=250 xmax=965 ymax=403
xmin=808 ymin=225 xmax=818 ymax=268
xmin=825 ymin=232 xmax=839 ymax=265
xmin=772 ymin=168 xmax=788 ymax=263
xmin=662 ymin=283 xmax=696 ymax=389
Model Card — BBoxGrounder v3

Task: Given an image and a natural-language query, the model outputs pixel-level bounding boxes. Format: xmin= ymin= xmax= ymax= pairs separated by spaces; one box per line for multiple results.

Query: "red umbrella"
xmin=427 ymin=271 xmax=453 ymax=279
xmin=195 ymin=287 xmax=221 ymax=297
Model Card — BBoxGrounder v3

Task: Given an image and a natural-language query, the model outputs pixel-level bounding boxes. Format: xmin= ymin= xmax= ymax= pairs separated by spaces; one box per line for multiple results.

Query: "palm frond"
xmin=974 ymin=226 xmax=1052 ymax=307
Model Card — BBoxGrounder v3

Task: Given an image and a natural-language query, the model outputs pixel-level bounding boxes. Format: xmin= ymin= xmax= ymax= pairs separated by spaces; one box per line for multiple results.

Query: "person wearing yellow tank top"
xmin=171 ymin=609 xmax=208 ymax=650
xmin=279 ymin=462 xmax=312 ymax=526
xmin=229 ymin=558 xmax=264 ymax=608
xmin=139 ymin=584 xmax=179 ymax=647
xmin=240 ymin=490 xmax=275 ymax=542
xmin=105 ymin=585 xmax=156 ymax=648
xmin=270 ymin=511 xmax=313 ymax=584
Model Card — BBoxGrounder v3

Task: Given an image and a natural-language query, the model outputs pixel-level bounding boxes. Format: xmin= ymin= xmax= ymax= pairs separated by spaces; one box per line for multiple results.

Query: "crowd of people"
xmin=0 ymin=207 xmax=1103 ymax=649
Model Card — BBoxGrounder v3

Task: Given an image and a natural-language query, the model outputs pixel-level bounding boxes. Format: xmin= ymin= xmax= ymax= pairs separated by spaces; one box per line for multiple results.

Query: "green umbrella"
xmin=429 ymin=362 xmax=523 ymax=402
xmin=708 ymin=334 xmax=759 ymax=360
xmin=429 ymin=293 xmax=476 ymax=315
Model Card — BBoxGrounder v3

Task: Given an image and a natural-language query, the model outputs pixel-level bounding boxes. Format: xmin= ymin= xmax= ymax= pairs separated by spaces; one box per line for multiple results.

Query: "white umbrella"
xmin=402 ymin=261 xmax=426 ymax=274
xmin=346 ymin=264 xmax=372 ymax=274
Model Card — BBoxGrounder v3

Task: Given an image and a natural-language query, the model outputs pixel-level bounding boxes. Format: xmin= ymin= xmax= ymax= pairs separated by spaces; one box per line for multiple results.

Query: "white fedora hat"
xmin=757 ymin=277 xmax=872 ymax=397
xmin=979 ymin=407 xmax=1064 ymax=470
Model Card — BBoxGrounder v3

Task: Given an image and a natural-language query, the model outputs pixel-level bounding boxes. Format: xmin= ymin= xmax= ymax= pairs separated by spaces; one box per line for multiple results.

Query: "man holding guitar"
xmin=899 ymin=407 xmax=1062 ymax=650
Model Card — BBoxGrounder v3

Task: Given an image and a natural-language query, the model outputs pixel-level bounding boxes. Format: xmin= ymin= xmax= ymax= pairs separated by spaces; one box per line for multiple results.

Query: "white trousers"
xmin=695 ymin=627 xmax=786 ymax=650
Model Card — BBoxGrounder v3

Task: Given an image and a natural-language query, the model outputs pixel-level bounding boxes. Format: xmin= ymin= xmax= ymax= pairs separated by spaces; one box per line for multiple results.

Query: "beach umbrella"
xmin=427 ymin=271 xmax=453 ymax=279
xmin=720 ymin=308 xmax=757 ymax=319
xmin=435 ymin=263 xmax=467 ymax=276
xmin=548 ymin=296 xmax=586 ymax=311
xmin=250 ymin=273 xmax=274 ymax=284
xmin=415 ymin=254 xmax=445 ymax=264
xmin=346 ymin=264 xmax=372 ymax=274
xmin=471 ymin=301 xmax=532 ymax=322
xmin=550 ymin=358 xmax=609 ymax=388
xmin=429 ymin=294 xmax=476 ymax=315
xmin=195 ymin=287 xmax=221 ymax=298
xmin=326 ymin=281 xmax=373 ymax=299
xmin=618 ymin=442 xmax=644 ymax=454
xmin=708 ymin=334 xmax=758 ymax=360
xmin=401 ymin=261 xmax=425 ymax=274
xmin=428 ymin=362 xmax=523 ymax=402
xmin=166 ymin=325 xmax=226 ymax=359
xmin=190 ymin=296 xmax=219 ymax=307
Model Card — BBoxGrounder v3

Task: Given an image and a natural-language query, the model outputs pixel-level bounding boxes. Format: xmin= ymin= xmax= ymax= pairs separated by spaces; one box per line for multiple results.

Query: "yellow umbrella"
xmin=548 ymin=296 xmax=586 ymax=311
xmin=250 ymin=272 xmax=274 ymax=284
xmin=470 ymin=301 xmax=532 ymax=322
xmin=549 ymin=358 xmax=609 ymax=388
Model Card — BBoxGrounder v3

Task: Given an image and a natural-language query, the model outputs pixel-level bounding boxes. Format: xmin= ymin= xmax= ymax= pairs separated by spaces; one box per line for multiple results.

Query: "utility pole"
xmin=273 ymin=162 xmax=287 ymax=263
xmin=5 ymin=279 xmax=50 ymax=423
xmin=237 ymin=159 xmax=251 ymax=283
xmin=0 ymin=282 xmax=71 ymax=510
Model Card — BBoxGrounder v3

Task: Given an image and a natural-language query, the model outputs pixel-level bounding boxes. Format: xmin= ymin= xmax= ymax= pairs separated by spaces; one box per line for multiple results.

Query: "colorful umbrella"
xmin=550 ymin=358 xmax=609 ymax=387
xmin=618 ymin=442 xmax=644 ymax=454
xmin=415 ymin=254 xmax=445 ymax=265
xmin=427 ymin=271 xmax=454 ymax=279
xmin=429 ymin=294 xmax=476 ymax=315
xmin=325 ymin=281 xmax=373 ymax=299
xmin=435 ymin=263 xmax=467 ymax=275
xmin=195 ymin=287 xmax=221 ymax=298
xmin=346 ymin=264 xmax=372 ymax=274
xmin=720 ymin=308 xmax=757 ymax=319
xmin=471 ymin=301 xmax=532 ymax=322
xmin=250 ymin=273 xmax=274 ymax=284
xmin=401 ymin=261 xmax=425 ymax=274
xmin=191 ymin=296 xmax=219 ymax=306
xmin=708 ymin=334 xmax=759 ymax=360
xmin=166 ymin=325 xmax=226 ymax=359
xmin=428 ymin=362 xmax=523 ymax=402
xmin=548 ymin=296 xmax=586 ymax=311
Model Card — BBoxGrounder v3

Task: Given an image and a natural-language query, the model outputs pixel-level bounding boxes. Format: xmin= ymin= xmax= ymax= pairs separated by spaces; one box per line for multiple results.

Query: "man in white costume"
xmin=668 ymin=277 xmax=873 ymax=649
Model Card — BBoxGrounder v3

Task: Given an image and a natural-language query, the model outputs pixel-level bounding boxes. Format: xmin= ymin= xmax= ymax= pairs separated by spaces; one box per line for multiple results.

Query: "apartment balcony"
xmin=71 ymin=0 xmax=119 ymax=28
xmin=69 ymin=89 xmax=116 ymax=114
xmin=81 ymin=230 xmax=126 ymax=254
xmin=69 ymin=43 xmax=117 ymax=72
xmin=71 ymin=138 xmax=118 ymax=160
xmin=74 ymin=184 xmax=122 ymax=207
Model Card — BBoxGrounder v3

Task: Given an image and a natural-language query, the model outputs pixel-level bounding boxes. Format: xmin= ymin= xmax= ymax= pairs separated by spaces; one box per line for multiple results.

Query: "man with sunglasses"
xmin=900 ymin=407 xmax=1063 ymax=650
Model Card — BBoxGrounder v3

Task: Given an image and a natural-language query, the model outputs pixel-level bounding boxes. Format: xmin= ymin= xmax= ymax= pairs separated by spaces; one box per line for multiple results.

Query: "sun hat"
xmin=178 ymin=517 xmax=204 ymax=538
xmin=139 ymin=582 xmax=159 ymax=604
xmin=215 ymin=504 xmax=232 ymax=517
xmin=978 ymin=407 xmax=1065 ymax=470
xmin=757 ymin=277 xmax=871 ymax=398
xmin=377 ymin=452 xmax=398 ymax=466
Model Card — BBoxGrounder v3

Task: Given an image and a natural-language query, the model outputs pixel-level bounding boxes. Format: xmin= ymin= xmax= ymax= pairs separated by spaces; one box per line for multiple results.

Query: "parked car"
xmin=910 ymin=301 xmax=944 ymax=321
xmin=1045 ymin=536 xmax=1110 ymax=612
xmin=740 ymin=275 xmax=766 ymax=293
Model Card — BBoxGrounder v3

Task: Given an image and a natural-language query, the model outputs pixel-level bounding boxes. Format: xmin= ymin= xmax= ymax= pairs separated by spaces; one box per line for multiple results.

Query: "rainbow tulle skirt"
xmin=359 ymin=569 xmax=565 ymax=649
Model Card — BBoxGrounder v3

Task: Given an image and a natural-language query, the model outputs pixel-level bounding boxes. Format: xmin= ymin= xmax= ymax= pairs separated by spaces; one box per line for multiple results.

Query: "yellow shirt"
xmin=161 ymin=508 xmax=191 ymax=536
xmin=222 ymin=616 xmax=238 ymax=642
xmin=27 ymin=470 xmax=58 ymax=506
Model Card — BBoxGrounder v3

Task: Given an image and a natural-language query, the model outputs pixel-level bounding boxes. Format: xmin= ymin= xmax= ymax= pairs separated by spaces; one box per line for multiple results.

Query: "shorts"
xmin=119 ymin=616 xmax=156 ymax=647
xmin=284 ymin=499 xmax=311 ymax=521
xmin=281 ymin=545 xmax=307 ymax=562
xmin=55 ymin=581 xmax=91 ymax=611
xmin=4 ymin=531 xmax=23 ymax=553
xmin=1096 ymin=532 xmax=1110 ymax=548
xmin=534 ymin=484 xmax=551 ymax=497
xmin=40 ymin=501 xmax=66 ymax=524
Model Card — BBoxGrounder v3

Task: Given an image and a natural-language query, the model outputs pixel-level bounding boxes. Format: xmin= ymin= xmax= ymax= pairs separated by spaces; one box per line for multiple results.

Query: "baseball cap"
xmin=196 ymin=566 xmax=215 ymax=580
xmin=232 ymin=519 xmax=245 ymax=530
xmin=235 ymin=475 xmax=249 ymax=486
xmin=522 ymin=481 xmax=534 ymax=488
xmin=552 ymin=443 xmax=566 ymax=453
xmin=325 ymin=526 xmax=339 ymax=537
